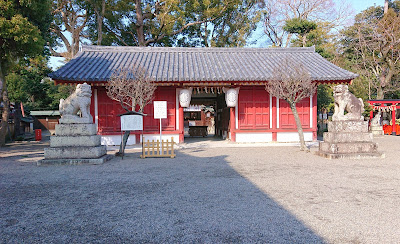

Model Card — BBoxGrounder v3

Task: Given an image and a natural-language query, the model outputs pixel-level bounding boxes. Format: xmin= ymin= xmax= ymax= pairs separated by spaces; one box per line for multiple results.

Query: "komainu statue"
xmin=332 ymin=84 xmax=364 ymax=121
xmin=59 ymin=83 xmax=93 ymax=123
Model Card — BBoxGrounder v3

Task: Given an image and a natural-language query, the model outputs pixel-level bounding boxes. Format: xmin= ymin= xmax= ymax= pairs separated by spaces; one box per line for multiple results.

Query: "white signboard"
xmin=120 ymin=115 xmax=143 ymax=131
xmin=153 ymin=101 xmax=167 ymax=119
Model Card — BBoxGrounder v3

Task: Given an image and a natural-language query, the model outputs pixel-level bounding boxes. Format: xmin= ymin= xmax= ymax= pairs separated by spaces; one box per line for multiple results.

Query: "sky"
xmin=48 ymin=0 xmax=385 ymax=71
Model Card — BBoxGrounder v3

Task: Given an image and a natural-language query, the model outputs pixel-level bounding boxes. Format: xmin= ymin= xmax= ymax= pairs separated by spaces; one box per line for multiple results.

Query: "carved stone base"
xmin=316 ymin=151 xmax=385 ymax=159
xmin=44 ymin=145 xmax=107 ymax=159
xmin=59 ymin=115 xmax=93 ymax=124
xmin=38 ymin=154 xmax=113 ymax=166
xmin=41 ymin=122 xmax=110 ymax=165
xmin=371 ymin=126 xmax=384 ymax=137
xmin=318 ymin=120 xmax=384 ymax=159
xmin=50 ymin=135 xmax=101 ymax=147
xmin=55 ymin=123 xmax=97 ymax=136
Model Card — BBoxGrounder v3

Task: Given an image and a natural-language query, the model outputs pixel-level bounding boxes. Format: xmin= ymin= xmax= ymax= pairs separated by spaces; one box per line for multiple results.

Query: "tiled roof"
xmin=49 ymin=45 xmax=358 ymax=82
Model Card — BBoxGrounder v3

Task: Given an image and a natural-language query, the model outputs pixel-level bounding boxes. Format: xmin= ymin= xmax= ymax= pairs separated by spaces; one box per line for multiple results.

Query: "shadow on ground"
xmin=0 ymin=142 xmax=325 ymax=243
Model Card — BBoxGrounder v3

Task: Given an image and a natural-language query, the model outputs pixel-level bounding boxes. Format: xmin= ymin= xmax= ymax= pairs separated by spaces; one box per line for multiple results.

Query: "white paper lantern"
xmin=179 ymin=88 xmax=192 ymax=107
xmin=223 ymin=87 xmax=240 ymax=107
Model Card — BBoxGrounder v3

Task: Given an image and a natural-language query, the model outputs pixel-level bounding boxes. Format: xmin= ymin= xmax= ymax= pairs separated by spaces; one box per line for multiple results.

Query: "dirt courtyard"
xmin=1 ymin=136 xmax=399 ymax=243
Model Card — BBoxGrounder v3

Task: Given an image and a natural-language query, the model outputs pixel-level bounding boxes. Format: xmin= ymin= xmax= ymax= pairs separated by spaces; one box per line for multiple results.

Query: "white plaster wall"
xmin=236 ymin=133 xmax=273 ymax=143
xmin=141 ymin=134 xmax=179 ymax=143
xmin=101 ymin=135 xmax=136 ymax=146
xmin=277 ymin=132 xmax=313 ymax=142
xmin=101 ymin=134 xmax=179 ymax=145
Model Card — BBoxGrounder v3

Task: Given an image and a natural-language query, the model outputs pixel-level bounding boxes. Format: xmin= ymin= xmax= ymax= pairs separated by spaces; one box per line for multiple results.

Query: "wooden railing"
xmin=141 ymin=138 xmax=176 ymax=159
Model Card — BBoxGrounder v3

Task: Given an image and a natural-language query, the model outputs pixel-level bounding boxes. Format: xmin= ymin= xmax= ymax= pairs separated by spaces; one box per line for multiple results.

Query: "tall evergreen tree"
xmin=0 ymin=0 xmax=52 ymax=146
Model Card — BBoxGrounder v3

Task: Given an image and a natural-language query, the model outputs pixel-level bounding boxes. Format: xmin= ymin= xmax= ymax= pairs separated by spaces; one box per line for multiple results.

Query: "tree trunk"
xmin=376 ymin=86 xmax=384 ymax=100
xmin=97 ymin=0 xmax=105 ymax=45
xmin=384 ymin=0 xmax=389 ymax=15
xmin=290 ymin=102 xmax=307 ymax=151
xmin=14 ymin=102 xmax=22 ymax=139
xmin=135 ymin=0 xmax=146 ymax=46
xmin=0 ymin=62 xmax=10 ymax=147
xmin=302 ymin=34 xmax=307 ymax=47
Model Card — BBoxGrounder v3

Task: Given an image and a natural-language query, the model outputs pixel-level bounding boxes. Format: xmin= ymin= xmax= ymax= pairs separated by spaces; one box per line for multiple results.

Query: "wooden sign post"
xmin=153 ymin=101 xmax=167 ymax=148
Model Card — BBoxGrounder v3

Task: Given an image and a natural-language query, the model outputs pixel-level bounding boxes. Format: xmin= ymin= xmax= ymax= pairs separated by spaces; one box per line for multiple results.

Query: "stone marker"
xmin=38 ymin=83 xmax=112 ymax=165
xmin=318 ymin=85 xmax=384 ymax=159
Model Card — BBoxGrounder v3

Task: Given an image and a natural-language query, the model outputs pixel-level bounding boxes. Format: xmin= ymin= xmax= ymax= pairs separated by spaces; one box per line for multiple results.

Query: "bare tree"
xmin=106 ymin=65 xmax=156 ymax=155
xmin=266 ymin=57 xmax=317 ymax=151
xmin=263 ymin=0 xmax=353 ymax=47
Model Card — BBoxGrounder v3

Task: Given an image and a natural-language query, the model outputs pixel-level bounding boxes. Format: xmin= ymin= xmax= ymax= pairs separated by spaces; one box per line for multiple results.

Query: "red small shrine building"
xmin=49 ymin=46 xmax=357 ymax=145
xmin=367 ymin=100 xmax=400 ymax=135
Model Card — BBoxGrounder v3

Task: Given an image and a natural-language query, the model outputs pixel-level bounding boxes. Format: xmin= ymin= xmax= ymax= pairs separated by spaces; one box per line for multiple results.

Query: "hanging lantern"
xmin=179 ymin=88 xmax=192 ymax=108
xmin=223 ymin=87 xmax=240 ymax=107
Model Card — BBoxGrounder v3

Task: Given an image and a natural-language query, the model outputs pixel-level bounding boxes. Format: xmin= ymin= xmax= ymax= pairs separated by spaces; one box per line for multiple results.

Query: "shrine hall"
xmin=49 ymin=45 xmax=358 ymax=145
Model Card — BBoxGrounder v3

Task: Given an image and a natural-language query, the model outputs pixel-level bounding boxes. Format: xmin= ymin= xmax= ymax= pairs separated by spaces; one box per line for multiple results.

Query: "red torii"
xmin=367 ymin=99 xmax=400 ymax=135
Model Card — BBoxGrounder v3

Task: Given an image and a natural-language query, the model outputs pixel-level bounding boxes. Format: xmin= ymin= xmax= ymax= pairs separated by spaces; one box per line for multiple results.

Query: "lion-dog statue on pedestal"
xmin=332 ymin=84 xmax=364 ymax=121
xmin=59 ymin=82 xmax=93 ymax=124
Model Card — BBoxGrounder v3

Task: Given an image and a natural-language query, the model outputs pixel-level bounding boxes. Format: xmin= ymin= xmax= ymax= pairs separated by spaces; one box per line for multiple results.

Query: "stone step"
xmin=55 ymin=123 xmax=97 ymax=136
xmin=328 ymin=121 xmax=368 ymax=133
xmin=38 ymin=154 xmax=113 ymax=166
xmin=323 ymin=132 xmax=373 ymax=143
xmin=316 ymin=151 xmax=385 ymax=159
xmin=50 ymin=135 xmax=101 ymax=147
xmin=319 ymin=142 xmax=378 ymax=154
xmin=44 ymin=145 xmax=107 ymax=159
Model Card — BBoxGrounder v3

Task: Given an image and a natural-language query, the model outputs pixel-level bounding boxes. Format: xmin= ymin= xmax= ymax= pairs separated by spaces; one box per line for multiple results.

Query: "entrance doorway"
xmin=183 ymin=87 xmax=230 ymax=141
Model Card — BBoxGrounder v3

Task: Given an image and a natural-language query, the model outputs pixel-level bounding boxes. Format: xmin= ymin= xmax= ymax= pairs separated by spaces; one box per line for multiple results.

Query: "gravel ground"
xmin=0 ymin=136 xmax=399 ymax=243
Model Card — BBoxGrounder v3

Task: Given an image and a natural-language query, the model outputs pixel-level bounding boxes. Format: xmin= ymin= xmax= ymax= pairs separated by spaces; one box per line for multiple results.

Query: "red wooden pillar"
xmin=392 ymin=103 xmax=396 ymax=135
xmin=313 ymin=92 xmax=318 ymax=141
xmin=230 ymin=107 xmax=236 ymax=142
xmin=179 ymin=106 xmax=184 ymax=142
xmin=369 ymin=110 xmax=374 ymax=122
xmin=272 ymin=96 xmax=277 ymax=141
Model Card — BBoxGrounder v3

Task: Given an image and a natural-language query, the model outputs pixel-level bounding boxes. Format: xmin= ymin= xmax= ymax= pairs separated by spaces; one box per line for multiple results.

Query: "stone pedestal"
xmin=371 ymin=125 xmax=384 ymax=137
xmin=318 ymin=121 xmax=384 ymax=159
xmin=38 ymin=123 xmax=112 ymax=165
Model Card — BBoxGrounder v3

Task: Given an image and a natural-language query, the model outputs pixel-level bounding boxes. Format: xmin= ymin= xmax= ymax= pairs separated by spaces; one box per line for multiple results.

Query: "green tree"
xmin=6 ymin=56 xmax=70 ymax=111
xmin=84 ymin=0 xmax=261 ymax=47
xmin=0 ymin=0 xmax=52 ymax=146
xmin=341 ymin=3 xmax=400 ymax=99
xmin=50 ymin=0 xmax=90 ymax=59
xmin=283 ymin=18 xmax=317 ymax=47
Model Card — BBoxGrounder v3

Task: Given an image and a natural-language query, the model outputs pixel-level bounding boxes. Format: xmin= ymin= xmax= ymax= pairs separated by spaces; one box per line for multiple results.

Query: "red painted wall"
xmin=94 ymin=87 xmax=176 ymax=135
xmin=279 ymin=98 xmax=310 ymax=129
xmin=238 ymin=86 xmax=269 ymax=129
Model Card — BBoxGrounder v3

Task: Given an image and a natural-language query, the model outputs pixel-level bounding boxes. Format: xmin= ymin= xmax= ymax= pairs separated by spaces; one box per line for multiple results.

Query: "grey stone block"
xmin=319 ymin=142 xmax=378 ymax=154
xmin=37 ymin=154 xmax=113 ymax=166
xmin=44 ymin=146 xmax=107 ymax=159
xmin=59 ymin=115 xmax=93 ymax=124
xmin=316 ymin=151 xmax=385 ymax=159
xmin=328 ymin=121 xmax=368 ymax=133
xmin=50 ymin=135 xmax=101 ymax=147
xmin=55 ymin=123 xmax=97 ymax=136
xmin=323 ymin=132 xmax=373 ymax=143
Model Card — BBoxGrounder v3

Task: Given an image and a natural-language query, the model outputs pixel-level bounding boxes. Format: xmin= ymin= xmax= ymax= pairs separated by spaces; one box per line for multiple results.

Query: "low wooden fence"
xmin=141 ymin=138 xmax=176 ymax=159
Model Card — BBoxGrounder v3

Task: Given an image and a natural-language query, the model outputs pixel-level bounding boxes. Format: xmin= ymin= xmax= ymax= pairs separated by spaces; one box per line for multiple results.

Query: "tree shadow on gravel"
xmin=0 ymin=148 xmax=326 ymax=243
